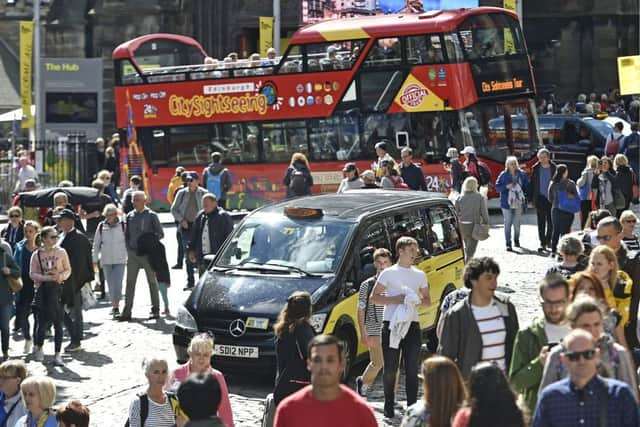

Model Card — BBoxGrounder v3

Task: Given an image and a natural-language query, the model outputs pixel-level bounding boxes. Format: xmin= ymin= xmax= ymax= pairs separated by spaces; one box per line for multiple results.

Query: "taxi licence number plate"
xmin=215 ymin=344 xmax=259 ymax=358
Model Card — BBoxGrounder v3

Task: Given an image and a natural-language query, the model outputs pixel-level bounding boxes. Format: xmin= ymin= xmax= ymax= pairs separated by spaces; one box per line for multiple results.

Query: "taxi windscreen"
xmin=216 ymin=217 xmax=353 ymax=274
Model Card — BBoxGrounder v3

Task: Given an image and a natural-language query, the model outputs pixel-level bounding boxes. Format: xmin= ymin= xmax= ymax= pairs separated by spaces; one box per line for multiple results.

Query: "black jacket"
xmin=527 ymin=161 xmax=557 ymax=206
xmin=188 ymin=208 xmax=234 ymax=263
xmin=137 ymin=233 xmax=170 ymax=284
xmin=616 ymin=244 xmax=640 ymax=349
xmin=274 ymin=322 xmax=315 ymax=405
xmin=616 ymin=165 xmax=635 ymax=206
xmin=60 ymin=228 xmax=93 ymax=305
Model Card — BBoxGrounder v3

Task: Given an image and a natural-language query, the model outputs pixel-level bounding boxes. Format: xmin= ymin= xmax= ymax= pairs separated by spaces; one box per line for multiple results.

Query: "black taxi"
xmin=173 ymin=190 xmax=465 ymax=376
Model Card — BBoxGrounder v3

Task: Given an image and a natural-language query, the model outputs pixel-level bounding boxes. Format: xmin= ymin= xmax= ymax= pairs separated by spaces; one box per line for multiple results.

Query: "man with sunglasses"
xmin=538 ymin=296 xmax=637 ymax=398
xmin=596 ymin=216 xmax=640 ymax=352
xmin=533 ymin=329 xmax=638 ymax=427
xmin=509 ymin=274 xmax=571 ymax=415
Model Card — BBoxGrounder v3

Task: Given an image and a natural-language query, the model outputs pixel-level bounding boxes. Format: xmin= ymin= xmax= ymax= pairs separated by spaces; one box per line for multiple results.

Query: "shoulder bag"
xmin=2 ymin=252 xmax=22 ymax=293
xmin=472 ymin=222 xmax=490 ymax=241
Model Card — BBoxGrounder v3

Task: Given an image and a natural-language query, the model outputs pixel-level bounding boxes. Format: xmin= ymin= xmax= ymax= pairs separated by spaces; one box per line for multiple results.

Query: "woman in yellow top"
xmin=588 ymin=245 xmax=633 ymax=349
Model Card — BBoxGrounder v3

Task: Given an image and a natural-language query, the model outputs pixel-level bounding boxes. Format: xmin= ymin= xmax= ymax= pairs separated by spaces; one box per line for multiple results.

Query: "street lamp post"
xmin=273 ymin=0 xmax=280 ymax=55
xmin=33 ymin=1 xmax=42 ymax=142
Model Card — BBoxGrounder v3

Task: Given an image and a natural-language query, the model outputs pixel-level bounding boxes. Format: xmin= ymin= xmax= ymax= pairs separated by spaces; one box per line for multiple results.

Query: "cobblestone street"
xmin=8 ymin=209 xmax=586 ymax=425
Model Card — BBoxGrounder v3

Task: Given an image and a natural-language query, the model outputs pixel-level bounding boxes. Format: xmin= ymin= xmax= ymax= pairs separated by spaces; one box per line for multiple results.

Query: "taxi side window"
xmin=387 ymin=209 xmax=428 ymax=259
xmin=357 ymin=221 xmax=390 ymax=283
xmin=427 ymin=206 xmax=461 ymax=254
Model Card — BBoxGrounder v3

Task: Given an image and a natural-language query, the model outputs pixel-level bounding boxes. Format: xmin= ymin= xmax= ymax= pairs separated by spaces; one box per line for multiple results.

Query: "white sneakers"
xmin=23 ymin=340 xmax=32 ymax=355
xmin=54 ymin=353 xmax=64 ymax=366
xmin=34 ymin=347 xmax=44 ymax=362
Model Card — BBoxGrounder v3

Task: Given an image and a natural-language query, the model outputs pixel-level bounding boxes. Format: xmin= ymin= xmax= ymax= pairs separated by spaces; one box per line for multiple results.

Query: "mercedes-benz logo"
xmin=229 ymin=319 xmax=246 ymax=337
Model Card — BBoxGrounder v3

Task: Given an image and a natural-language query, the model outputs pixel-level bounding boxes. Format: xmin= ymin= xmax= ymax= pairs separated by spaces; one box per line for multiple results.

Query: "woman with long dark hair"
xmin=401 ymin=356 xmax=467 ymax=427
xmin=452 ymin=362 xmax=525 ymax=427
xmin=272 ymin=291 xmax=315 ymax=406
xmin=548 ymin=164 xmax=579 ymax=254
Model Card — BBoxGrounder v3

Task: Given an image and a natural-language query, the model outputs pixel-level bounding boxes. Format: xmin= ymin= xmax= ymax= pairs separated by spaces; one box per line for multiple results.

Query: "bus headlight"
xmin=309 ymin=313 xmax=327 ymax=333
xmin=176 ymin=305 xmax=198 ymax=332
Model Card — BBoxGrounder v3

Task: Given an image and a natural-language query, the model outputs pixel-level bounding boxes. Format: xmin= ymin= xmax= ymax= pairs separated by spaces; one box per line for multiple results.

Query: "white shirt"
xmin=377 ymin=264 xmax=428 ymax=323
xmin=472 ymin=303 xmax=506 ymax=371
xmin=544 ymin=320 xmax=571 ymax=344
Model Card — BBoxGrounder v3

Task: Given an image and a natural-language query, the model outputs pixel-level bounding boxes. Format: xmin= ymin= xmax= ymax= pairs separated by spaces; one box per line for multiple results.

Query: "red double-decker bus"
xmin=112 ymin=7 xmax=540 ymax=211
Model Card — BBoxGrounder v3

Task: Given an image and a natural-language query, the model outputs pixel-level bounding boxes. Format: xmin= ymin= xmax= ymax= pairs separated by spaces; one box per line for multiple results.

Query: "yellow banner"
xmin=503 ymin=0 xmax=516 ymax=11
xmin=19 ymin=21 xmax=33 ymax=129
xmin=259 ymin=17 xmax=273 ymax=57
xmin=618 ymin=55 xmax=640 ymax=96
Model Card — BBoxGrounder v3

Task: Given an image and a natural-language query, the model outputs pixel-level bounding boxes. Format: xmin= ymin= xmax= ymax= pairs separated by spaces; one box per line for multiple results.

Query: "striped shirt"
xmin=472 ymin=303 xmax=506 ymax=371
xmin=127 ymin=394 xmax=175 ymax=427
xmin=622 ymin=235 xmax=640 ymax=251
xmin=357 ymin=276 xmax=384 ymax=336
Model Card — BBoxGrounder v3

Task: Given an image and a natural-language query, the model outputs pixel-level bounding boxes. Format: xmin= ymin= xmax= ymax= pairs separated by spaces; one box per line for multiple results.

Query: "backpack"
xmin=124 ymin=392 xmax=180 ymax=427
xmin=477 ymin=162 xmax=492 ymax=186
xmin=205 ymin=169 xmax=224 ymax=199
xmin=289 ymin=169 xmax=307 ymax=196
xmin=605 ymin=133 xmax=624 ymax=156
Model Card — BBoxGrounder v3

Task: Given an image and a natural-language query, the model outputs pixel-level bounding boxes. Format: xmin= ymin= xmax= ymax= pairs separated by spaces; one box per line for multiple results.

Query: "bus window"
xmin=443 ymin=33 xmax=464 ymax=62
xmin=213 ymin=123 xmax=260 ymax=164
xmin=118 ymin=59 xmax=143 ymax=85
xmin=362 ymin=113 xmax=413 ymax=160
xmin=363 ymin=37 xmax=402 ymax=68
xmin=406 ymin=34 xmax=444 ymax=65
xmin=305 ymin=40 xmax=365 ymax=71
xmin=360 ymin=70 xmax=405 ymax=112
xmin=277 ymin=45 xmax=303 ymax=74
xmin=261 ymin=121 xmax=309 ymax=163
xmin=457 ymin=14 xmax=526 ymax=60
xmin=309 ymin=116 xmax=361 ymax=161
xmin=168 ymin=125 xmax=210 ymax=165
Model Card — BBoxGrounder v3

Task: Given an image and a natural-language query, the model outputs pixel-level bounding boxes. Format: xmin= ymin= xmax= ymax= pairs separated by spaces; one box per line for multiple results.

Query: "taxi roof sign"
xmin=284 ymin=207 xmax=324 ymax=218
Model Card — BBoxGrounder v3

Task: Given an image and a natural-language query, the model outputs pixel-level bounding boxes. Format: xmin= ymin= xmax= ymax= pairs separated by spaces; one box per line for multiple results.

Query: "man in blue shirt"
xmin=399 ymin=148 xmax=427 ymax=191
xmin=533 ymin=329 xmax=638 ymax=427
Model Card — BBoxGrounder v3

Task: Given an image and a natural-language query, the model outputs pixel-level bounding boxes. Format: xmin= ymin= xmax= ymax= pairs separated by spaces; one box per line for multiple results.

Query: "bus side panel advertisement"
xmin=114 ymin=72 xmax=355 ymax=129
xmin=144 ymin=160 xmax=452 ymax=212
xmin=388 ymin=63 xmax=478 ymax=113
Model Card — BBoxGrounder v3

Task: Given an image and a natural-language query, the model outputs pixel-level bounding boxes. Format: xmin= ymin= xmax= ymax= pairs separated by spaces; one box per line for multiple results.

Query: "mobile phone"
xmin=547 ymin=342 xmax=559 ymax=349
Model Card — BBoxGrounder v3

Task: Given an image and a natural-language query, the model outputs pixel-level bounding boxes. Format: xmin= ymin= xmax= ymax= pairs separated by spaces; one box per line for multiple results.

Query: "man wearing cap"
xmin=55 ymin=209 xmax=93 ymax=352
xmin=399 ymin=148 xmax=427 ymax=191
xmin=202 ymin=153 xmax=232 ymax=209
xmin=171 ymin=173 xmax=208 ymax=290
xmin=372 ymin=142 xmax=397 ymax=180
xmin=337 ymin=163 xmax=363 ymax=193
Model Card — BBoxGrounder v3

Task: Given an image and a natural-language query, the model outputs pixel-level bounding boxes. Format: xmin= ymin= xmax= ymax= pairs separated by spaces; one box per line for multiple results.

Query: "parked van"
xmin=173 ymin=190 xmax=465 ymax=377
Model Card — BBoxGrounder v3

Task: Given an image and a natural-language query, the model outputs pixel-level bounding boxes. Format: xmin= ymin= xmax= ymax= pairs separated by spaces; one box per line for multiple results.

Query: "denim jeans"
xmin=381 ymin=321 xmax=421 ymax=415
xmin=0 ymin=303 xmax=12 ymax=353
xmin=180 ymin=225 xmax=196 ymax=287
xmin=35 ymin=306 xmax=63 ymax=353
xmin=501 ymin=207 xmax=522 ymax=245
xmin=63 ymin=291 xmax=83 ymax=345
xmin=102 ymin=264 xmax=125 ymax=304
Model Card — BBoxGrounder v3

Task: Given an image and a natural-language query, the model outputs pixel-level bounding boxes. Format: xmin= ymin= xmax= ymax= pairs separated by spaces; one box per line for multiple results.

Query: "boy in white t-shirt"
xmin=371 ymin=236 xmax=430 ymax=419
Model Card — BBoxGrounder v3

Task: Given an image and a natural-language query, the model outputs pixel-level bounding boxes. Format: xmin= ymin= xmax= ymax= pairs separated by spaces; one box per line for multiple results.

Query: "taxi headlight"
xmin=309 ymin=313 xmax=327 ymax=333
xmin=176 ymin=305 xmax=198 ymax=332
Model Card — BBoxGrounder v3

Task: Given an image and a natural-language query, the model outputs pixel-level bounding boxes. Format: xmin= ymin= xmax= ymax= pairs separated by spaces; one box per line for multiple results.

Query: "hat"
xmin=374 ymin=141 xmax=388 ymax=152
xmin=446 ymin=147 xmax=459 ymax=158
xmin=53 ymin=208 xmax=76 ymax=220
xmin=361 ymin=170 xmax=375 ymax=181
xmin=342 ymin=162 xmax=357 ymax=173
xmin=461 ymin=146 xmax=476 ymax=155
xmin=186 ymin=171 xmax=199 ymax=181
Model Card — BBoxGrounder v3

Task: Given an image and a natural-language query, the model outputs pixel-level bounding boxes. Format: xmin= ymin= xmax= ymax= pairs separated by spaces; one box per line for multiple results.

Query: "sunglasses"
xmin=9 ymin=215 xmax=21 ymax=218
xmin=596 ymin=234 xmax=613 ymax=242
xmin=48 ymin=235 xmax=59 ymax=239
xmin=623 ymin=219 xmax=637 ymax=224
xmin=564 ymin=349 xmax=596 ymax=361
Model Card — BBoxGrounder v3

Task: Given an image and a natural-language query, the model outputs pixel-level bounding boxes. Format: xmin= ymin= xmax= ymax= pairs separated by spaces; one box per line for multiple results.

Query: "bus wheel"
xmin=335 ymin=326 xmax=356 ymax=383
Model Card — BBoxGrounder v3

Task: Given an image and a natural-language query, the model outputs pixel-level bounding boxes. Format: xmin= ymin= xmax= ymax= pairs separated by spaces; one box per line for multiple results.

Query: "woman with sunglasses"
xmin=1 ymin=207 xmax=24 ymax=252
xmin=619 ymin=210 xmax=640 ymax=251
xmin=29 ymin=226 xmax=71 ymax=366
xmin=588 ymin=245 xmax=632 ymax=349
xmin=538 ymin=296 xmax=638 ymax=400
xmin=14 ymin=220 xmax=41 ymax=355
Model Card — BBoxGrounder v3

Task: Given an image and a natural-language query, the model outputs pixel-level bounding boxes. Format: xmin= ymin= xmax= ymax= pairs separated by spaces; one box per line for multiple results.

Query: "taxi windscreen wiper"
xmin=234 ymin=261 xmax=320 ymax=277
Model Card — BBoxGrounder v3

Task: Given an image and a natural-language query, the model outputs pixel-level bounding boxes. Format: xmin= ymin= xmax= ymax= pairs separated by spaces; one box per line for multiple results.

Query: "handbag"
xmin=472 ymin=223 xmax=490 ymax=241
xmin=557 ymin=190 xmax=580 ymax=213
xmin=81 ymin=282 xmax=97 ymax=310
xmin=2 ymin=252 xmax=22 ymax=293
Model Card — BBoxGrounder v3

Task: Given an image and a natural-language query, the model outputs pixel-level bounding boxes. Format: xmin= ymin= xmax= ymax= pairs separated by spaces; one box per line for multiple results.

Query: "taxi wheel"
xmin=335 ymin=327 xmax=356 ymax=383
